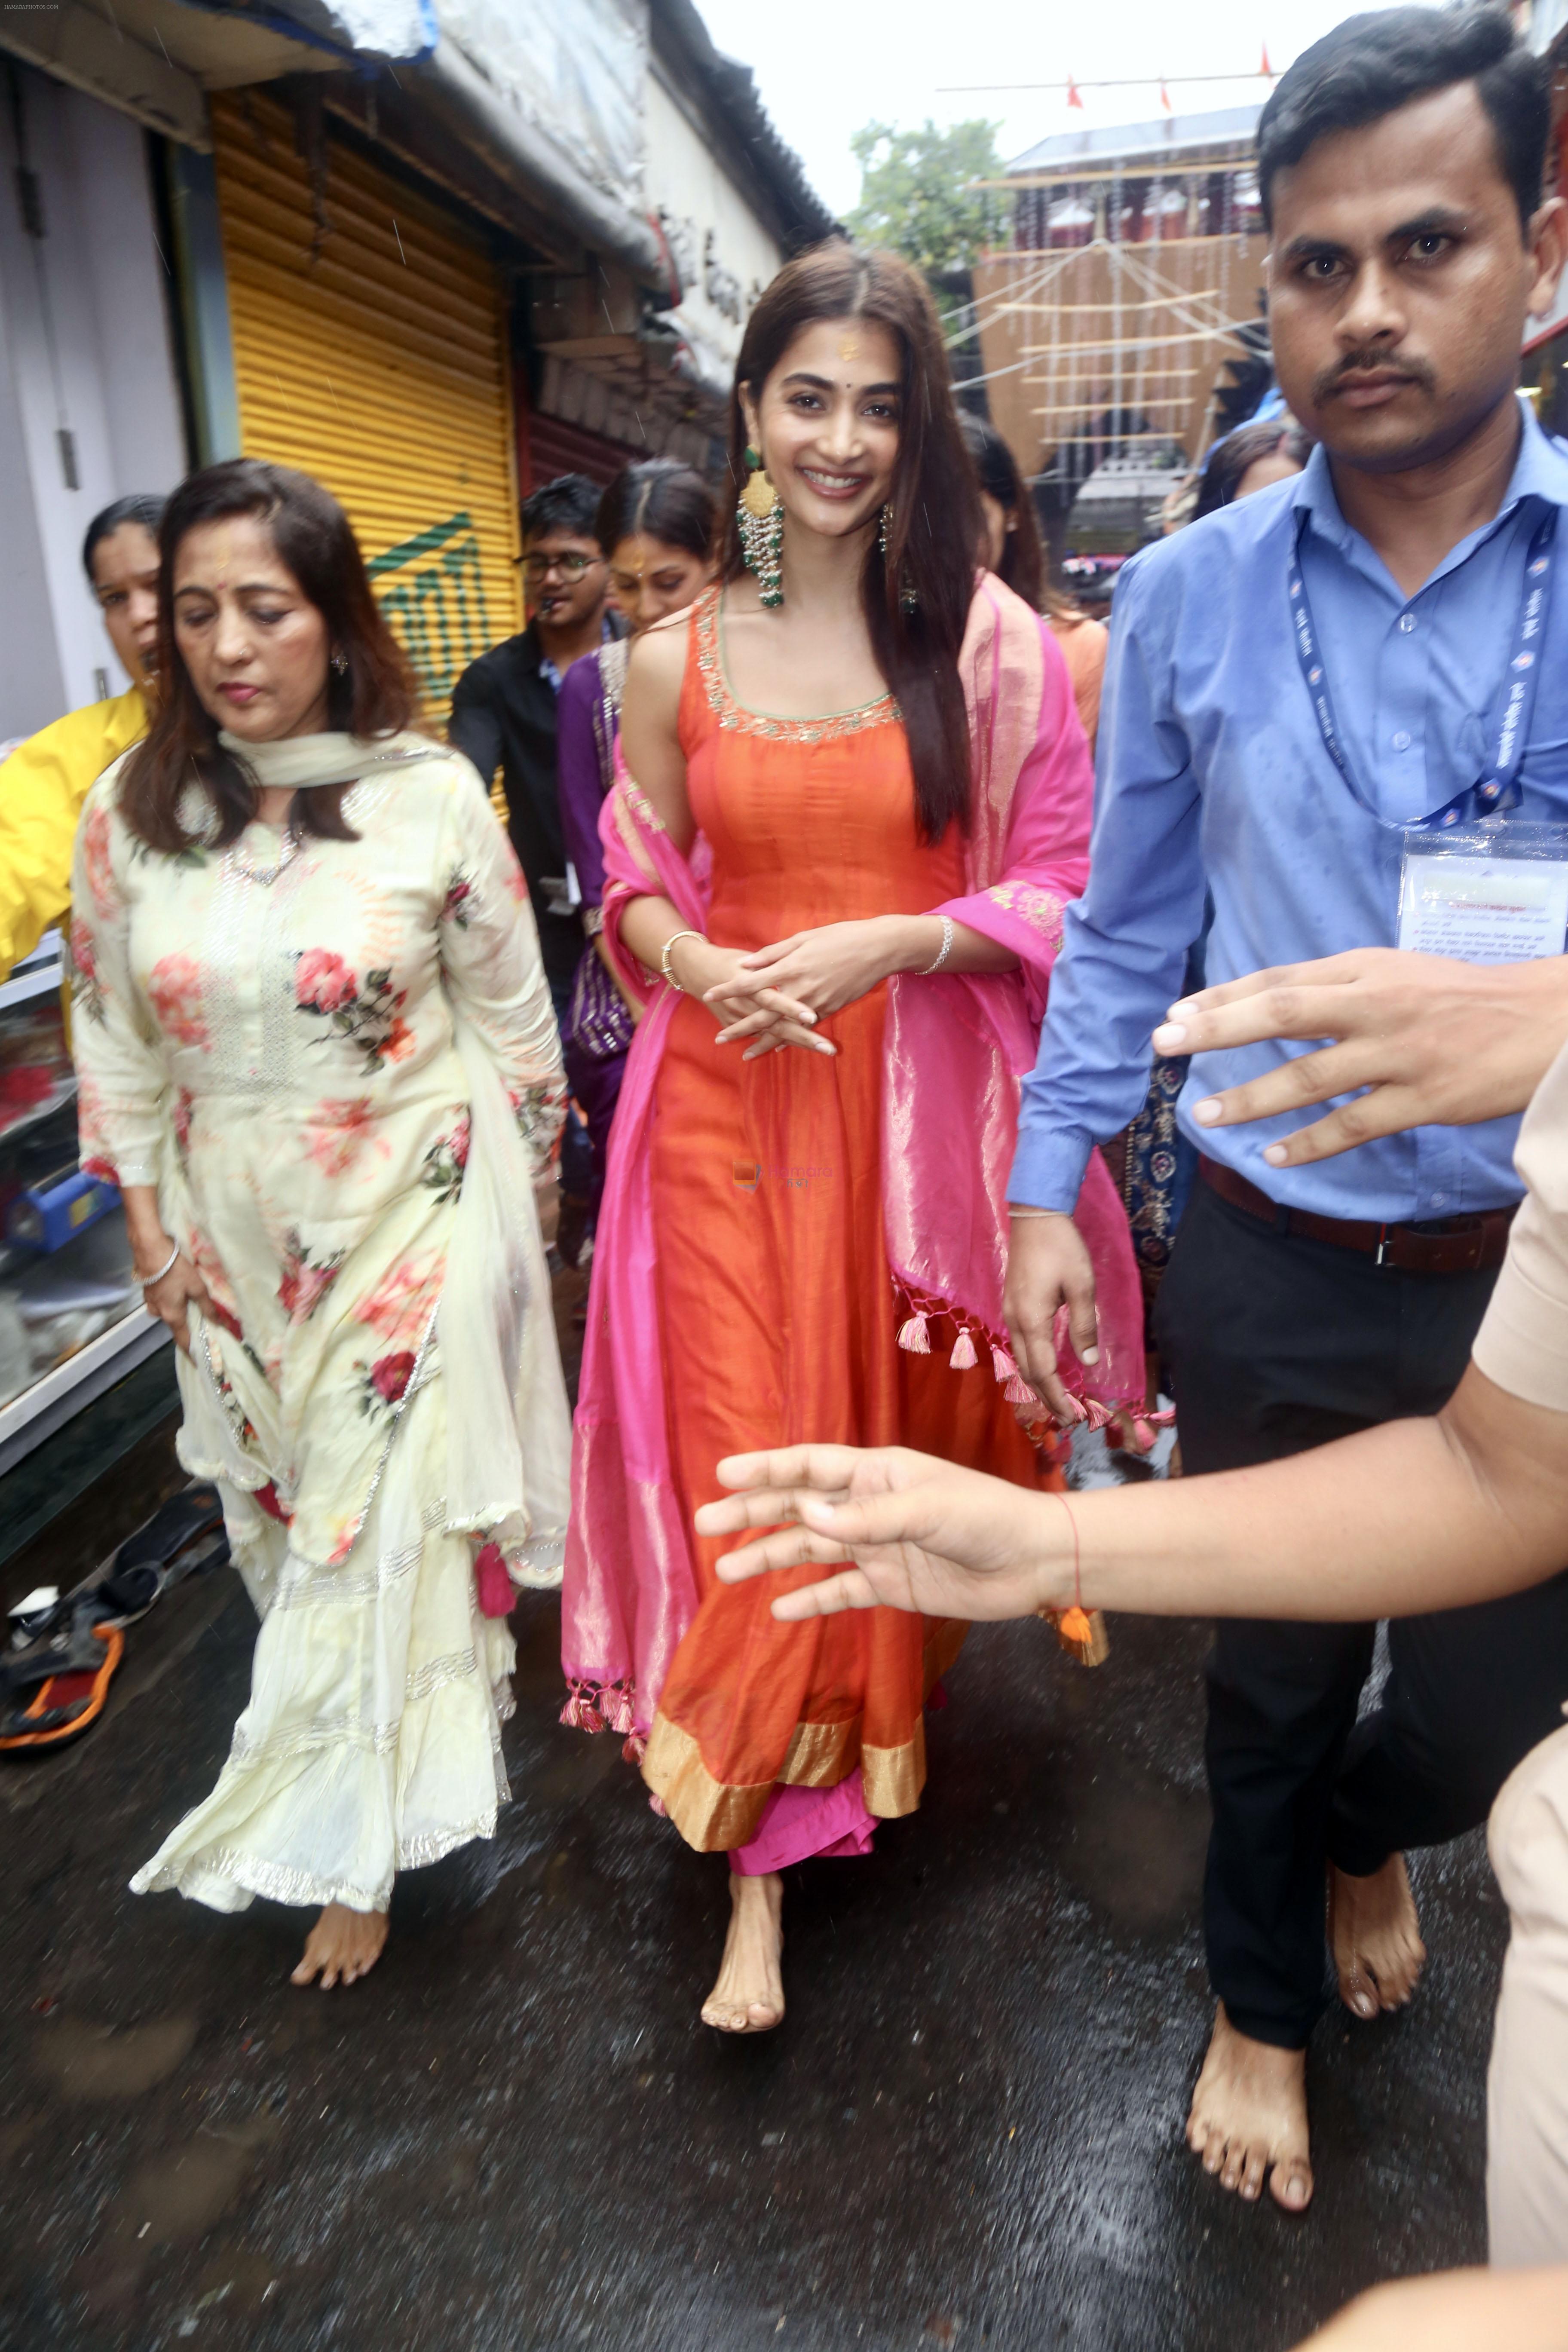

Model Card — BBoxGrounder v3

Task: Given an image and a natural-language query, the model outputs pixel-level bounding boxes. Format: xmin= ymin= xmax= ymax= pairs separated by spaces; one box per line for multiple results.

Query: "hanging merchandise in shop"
xmin=209 ymin=92 xmax=520 ymax=718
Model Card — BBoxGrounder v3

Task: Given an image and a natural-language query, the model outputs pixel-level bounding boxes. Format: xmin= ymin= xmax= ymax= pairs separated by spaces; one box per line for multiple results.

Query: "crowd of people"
xmin=3 ymin=1 xmax=1568 ymax=2335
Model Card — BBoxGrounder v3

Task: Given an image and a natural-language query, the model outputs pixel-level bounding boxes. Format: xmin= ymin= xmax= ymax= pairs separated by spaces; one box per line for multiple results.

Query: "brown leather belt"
xmin=1198 ymin=1156 xmax=1516 ymax=1274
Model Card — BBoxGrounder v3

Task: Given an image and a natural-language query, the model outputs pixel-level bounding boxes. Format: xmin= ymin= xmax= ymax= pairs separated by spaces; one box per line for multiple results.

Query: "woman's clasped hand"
xmin=667 ymin=931 xmax=833 ymax=1058
xmin=698 ymin=915 xmax=936 ymax=1057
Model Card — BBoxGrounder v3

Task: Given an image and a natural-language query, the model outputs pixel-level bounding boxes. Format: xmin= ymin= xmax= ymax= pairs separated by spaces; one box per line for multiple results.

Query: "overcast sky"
xmin=692 ymin=0 xmax=1417 ymax=217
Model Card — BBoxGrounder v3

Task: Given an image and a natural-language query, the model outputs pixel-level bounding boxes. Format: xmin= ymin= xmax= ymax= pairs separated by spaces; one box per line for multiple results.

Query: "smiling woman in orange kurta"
xmin=561 ymin=245 xmax=1140 ymax=2036
xmin=643 ymin=592 xmax=1050 ymax=1846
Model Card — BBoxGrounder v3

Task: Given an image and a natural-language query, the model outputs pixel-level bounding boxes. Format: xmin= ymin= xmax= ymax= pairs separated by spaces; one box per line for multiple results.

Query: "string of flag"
xmin=939 ymin=49 xmax=1275 ymax=110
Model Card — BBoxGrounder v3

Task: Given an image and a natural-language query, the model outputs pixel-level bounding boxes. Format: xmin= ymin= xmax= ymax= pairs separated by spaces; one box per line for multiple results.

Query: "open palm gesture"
xmin=696 ymin=1445 xmax=1068 ymax=1623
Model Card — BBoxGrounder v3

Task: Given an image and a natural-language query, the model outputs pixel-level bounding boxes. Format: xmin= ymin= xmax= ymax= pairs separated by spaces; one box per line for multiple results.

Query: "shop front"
xmin=210 ymin=92 xmax=522 ymax=719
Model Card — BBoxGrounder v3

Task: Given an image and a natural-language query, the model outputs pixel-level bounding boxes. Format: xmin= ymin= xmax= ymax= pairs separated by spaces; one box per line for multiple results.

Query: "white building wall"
xmin=644 ymin=72 xmax=785 ymax=393
xmin=0 ymin=68 xmax=185 ymax=737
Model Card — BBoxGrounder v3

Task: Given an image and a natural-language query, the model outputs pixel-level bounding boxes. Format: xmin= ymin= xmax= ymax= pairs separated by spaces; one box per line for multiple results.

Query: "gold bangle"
xmin=660 ymin=929 xmax=704 ymax=992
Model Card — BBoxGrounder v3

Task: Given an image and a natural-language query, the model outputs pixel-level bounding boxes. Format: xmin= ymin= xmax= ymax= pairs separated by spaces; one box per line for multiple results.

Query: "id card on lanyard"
xmin=1288 ymin=503 xmax=1568 ymax=961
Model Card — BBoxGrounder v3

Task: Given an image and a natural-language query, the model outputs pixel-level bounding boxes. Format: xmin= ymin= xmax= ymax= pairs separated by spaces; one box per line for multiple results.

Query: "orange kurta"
xmin=641 ymin=594 xmax=1057 ymax=1849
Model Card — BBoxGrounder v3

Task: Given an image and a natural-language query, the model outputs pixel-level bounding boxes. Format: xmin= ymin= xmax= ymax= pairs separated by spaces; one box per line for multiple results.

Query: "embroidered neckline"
xmin=695 ymin=586 xmax=900 ymax=744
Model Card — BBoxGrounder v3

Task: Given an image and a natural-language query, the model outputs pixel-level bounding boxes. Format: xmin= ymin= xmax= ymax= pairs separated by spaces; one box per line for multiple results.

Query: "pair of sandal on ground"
xmin=0 ymin=1485 xmax=227 ymax=1752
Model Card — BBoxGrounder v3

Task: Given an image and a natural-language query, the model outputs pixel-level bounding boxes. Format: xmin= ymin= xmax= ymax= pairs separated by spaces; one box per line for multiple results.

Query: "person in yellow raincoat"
xmin=0 ymin=495 xmax=164 ymax=984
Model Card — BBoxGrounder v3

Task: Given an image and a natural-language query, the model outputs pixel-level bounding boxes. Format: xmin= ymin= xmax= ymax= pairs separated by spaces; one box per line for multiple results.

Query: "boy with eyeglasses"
xmin=450 ymin=474 xmax=626 ymax=1248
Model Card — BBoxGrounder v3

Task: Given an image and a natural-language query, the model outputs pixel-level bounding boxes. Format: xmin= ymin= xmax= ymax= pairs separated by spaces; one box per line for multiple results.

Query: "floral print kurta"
xmin=72 ymin=746 xmax=564 ymax=1567
xmin=70 ymin=740 xmax=567 ymax=1914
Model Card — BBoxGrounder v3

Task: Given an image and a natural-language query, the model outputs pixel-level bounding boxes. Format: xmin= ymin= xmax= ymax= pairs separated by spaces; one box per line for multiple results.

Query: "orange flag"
xmin=1159 ymin=77 xmax=1173 ymax=112
xmin=1066 ymin=74 xmax=1084 ymax=109
xmin=1260 ymin=43 xmax=1274 ymax=77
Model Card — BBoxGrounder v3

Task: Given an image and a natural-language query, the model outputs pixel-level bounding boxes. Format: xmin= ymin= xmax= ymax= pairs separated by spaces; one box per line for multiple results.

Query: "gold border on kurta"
xmin=645 ymin=1710 xmax=934 ymax=1848
xmin=862 ymin=1712 xmax=926 ymax=1818
xmin=643 ymin=1621 xmax=967 ymax=1850
xmin=642 ymin=1715 xmax=773 ymax=1850
xmin=779 ymin=1717 xmax=861 ymax=1786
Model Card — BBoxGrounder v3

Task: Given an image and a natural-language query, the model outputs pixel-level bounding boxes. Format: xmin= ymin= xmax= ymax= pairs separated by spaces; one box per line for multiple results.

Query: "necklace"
xmin=228 ymin=822 xmax=301 ymax=888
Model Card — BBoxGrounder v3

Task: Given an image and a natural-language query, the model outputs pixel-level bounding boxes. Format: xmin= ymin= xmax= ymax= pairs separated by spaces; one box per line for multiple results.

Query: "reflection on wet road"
xmin=0 ymin=1414 xmax=1503 ymax=2349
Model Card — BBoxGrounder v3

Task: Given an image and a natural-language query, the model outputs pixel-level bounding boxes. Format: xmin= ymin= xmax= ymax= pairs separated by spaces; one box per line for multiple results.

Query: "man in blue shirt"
xmin=1006 ymin=7 xmax=1568 ymax=2212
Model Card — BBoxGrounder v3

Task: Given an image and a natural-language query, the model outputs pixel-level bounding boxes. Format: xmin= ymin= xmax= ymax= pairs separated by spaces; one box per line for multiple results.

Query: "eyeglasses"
xmin=520 ymin=551 xmax=604 ymax=583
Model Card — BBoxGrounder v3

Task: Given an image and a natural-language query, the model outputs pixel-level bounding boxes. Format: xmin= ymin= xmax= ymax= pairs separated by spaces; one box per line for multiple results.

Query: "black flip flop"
xmin=91 ymin=1485 xmax=227 ymax=1627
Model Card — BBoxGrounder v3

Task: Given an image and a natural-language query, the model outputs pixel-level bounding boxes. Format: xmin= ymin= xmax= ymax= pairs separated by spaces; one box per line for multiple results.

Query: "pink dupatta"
xmin=561 ymin=574 xmax=1142 ymax=1736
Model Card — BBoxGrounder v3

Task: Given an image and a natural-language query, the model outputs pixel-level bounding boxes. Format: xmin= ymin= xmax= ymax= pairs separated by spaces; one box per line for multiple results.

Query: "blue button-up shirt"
xmin=1012 ymin=402 xmax=1568 ymax=1223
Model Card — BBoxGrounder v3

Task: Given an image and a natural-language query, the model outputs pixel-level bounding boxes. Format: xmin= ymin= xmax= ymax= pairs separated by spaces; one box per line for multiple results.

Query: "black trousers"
xmin=1152 ymin=1179 xmax=1568 ymax=2050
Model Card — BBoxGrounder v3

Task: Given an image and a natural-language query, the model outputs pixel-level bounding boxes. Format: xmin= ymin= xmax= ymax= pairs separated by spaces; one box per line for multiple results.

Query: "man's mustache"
xmin=1312 ymin=351 xmax=1436 ymax=404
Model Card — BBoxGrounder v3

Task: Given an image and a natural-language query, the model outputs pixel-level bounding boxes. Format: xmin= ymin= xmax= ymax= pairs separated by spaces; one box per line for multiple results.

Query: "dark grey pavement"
xmin=0 ymin=1373 xmax=1505 ymax=2350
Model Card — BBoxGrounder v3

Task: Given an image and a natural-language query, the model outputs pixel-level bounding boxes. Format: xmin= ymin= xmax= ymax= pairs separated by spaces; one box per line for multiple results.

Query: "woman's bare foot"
xmin=1186 ymin=2003 xmax=1313 ymax=2212
xmin=701 ymin=1871 xmax=784 ymax=2033
xmin=291 ymin=1902 xmax=389 ymax=1990
xmin=1329 ymin=1853 xmax=1426 ymax=2020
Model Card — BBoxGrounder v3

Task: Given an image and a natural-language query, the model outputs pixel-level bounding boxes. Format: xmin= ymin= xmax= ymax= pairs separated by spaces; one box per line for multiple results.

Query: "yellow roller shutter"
xmin=209 ymin=93 xmax=521 ymax=720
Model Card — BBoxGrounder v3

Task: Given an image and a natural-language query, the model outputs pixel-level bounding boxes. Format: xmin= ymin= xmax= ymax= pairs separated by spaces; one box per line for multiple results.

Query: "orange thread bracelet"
xmin=1052 ymin=1490 xmax=1093 ymax=1646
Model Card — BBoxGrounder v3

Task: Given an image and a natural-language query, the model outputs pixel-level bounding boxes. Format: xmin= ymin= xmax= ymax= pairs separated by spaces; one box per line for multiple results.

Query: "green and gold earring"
xmin=738 ymin=444 xmax=784 ymax=608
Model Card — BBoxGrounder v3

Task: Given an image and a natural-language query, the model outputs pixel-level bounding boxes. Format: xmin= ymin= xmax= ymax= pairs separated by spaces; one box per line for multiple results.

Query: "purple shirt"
xmin=557 ymin=642 xmax=629 ymax=916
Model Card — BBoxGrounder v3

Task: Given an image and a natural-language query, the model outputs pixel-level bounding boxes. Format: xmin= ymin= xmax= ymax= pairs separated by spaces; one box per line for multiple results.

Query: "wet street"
xmin=0 ymin=1295 xmax=1505 ymax=2352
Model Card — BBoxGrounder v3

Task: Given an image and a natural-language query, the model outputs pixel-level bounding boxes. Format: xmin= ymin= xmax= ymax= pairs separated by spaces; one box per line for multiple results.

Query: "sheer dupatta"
xmin=561 ymin=574 xmax=1142 ymax=1736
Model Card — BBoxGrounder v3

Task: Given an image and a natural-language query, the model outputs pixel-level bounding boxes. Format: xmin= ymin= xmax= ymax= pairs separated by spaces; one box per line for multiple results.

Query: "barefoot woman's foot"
xmin=1329 ymin=1853 xmax=1426 ymax=2020
xmin=291 ymin=1902 xmax=389 ymax=1990
xmin=1186 ymin=2003 xmax=1313 ymax=2212
xmin=701 ymin=1871 xmax=784 ymax=2033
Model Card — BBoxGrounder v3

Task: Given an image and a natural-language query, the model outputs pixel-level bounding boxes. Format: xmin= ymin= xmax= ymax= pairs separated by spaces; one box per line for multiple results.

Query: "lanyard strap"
xmin=1287 ymin=502 xmax=1558 ymax=832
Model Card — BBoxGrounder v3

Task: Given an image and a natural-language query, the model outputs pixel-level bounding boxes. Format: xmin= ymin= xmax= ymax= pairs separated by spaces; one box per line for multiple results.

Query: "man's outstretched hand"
xmin=1152 ymin=948 xmax=1568 ymax=1167
xmin=696 ymin=1446 xmax=1067 ymax=1623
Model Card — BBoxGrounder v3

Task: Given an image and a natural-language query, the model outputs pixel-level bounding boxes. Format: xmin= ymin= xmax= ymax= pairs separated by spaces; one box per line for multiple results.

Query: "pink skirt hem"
xmin=727 ymin=1768 xmax=876 ymax=1874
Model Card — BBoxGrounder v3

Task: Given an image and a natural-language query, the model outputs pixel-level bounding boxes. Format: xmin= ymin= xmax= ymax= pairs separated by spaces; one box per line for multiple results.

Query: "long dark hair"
xmin=120 ymin=459 xmax=416 ymax=854
xmin=597 ymin=460 xmax=716 ymax=561
xmin=725 ymin=242 xmax=981 ymax=842
xmin=1193 ymin=420 xmax=1313 ymax=520
xmin=956 ymin=410 xmax=1085 ymax=623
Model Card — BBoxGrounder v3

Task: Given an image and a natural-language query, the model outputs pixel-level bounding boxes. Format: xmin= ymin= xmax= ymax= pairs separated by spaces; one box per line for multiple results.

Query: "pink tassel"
xmin=897 ymin=1313 xmax=931 ymax=1354
xmin=1080 ymin=1396 xmax=1116 ymax=1432
xmin=622 ymin=1732 xmax=648 ymax=1765
xmin=1003 ymin=1373 xmax=1039 ymax=1407
xmin=647 ymin=1791 xmax=669 ymax=1818
xmin=559 ymin=1690 xmax=603 ymax=1733
xmin=992 ymin=1344 xmax=1017 ymax=1384
xmin=608 ymin=1690 xmax=636 ymax=1736
xmin=475 ymin=1541 xmax=514 ymax=1618
xmin=949 ymin=1328 xmax=978 ymax=1370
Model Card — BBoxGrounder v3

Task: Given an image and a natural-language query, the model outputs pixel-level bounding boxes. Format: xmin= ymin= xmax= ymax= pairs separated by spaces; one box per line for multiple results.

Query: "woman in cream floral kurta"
xmin=70 ymin=734 xmax=567 ymax=1920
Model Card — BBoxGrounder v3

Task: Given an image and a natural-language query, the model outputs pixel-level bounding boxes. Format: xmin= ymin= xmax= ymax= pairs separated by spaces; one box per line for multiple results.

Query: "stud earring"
xmin=331 ymin=649 xmax=349 ymax=675
xmin=738 ymin=447 xmax=784 ymax=609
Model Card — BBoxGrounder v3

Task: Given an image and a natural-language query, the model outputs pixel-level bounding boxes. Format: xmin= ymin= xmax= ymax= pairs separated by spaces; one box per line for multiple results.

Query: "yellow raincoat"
xmin=0 ymin=686 xmax=148 ymax=983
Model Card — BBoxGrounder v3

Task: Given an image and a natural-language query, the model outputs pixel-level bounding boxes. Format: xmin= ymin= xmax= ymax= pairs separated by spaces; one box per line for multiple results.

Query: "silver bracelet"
xmin=1008 ymin=1206 xmax=1063 ymax=1220
xmin=660 ymin=928 xmax=704 ymax=991
xmin=919 ymin=916 xmax=954 ymax=977
xmin=139 ymin=1240 xmax=181 ymax=1289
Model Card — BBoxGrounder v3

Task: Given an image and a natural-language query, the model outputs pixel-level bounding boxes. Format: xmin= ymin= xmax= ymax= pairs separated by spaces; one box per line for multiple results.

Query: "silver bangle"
xmin=1008 ymin=1207 xmax=1061 ymax=1220
xmin=919 ymin=916 xmax=954 ymax=977
xmin=139 ymin=1240 xmax=181 ymax=1289
xmin=660 ymin=928 xmax=704 ymax=991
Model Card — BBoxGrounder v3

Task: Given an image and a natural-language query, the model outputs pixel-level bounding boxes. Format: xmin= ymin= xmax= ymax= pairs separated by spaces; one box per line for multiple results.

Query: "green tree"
xmin=846 ymin=119 xmax=1008 ymax=278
